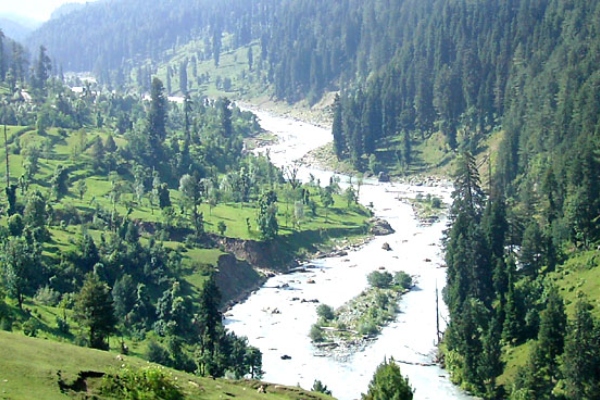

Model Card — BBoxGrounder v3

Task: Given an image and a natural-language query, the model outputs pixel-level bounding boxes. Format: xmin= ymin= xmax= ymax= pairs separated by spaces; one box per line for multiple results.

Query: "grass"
xmin=496 ymin=248 xmax=600 ymax=388
xmin=0 ymin=330 xmax=332 ymax=400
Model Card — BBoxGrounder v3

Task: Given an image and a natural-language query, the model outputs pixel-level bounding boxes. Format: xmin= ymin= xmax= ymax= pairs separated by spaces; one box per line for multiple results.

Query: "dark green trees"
xmin=257 ymin=190 xmax=278 ymax=240
xmin=361 ymin=358 xmax=413 ymax=400
xmin=332 ymin=94 xmax=345 ymax=159
xmin=561 ymin=296 xmax=600 ymax=399
xmin=32 ymin=45 xmax=51 ymax=93
xmin=1 ymin=237 xmax=40 ymax=309
xmin=73 ymin=273 xmax=117 ymax=350
xmin=196 ymin=274 xmax=222 ymax=376
xmin=147 ymin=77 xmax=168 ymax=166
xmin=444 ymin=152 xmax=506 ymax=396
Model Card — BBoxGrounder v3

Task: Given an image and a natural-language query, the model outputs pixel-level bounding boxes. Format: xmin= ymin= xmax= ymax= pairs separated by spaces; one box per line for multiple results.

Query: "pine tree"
xmin=73 ymin=273 xmax=117 ymax=350
xmin=537 ymin=286 xmax=566 ymax=381
xmin=478 ymin=316 xmax=503 ymax=398
xmin=332 ymin=94 xmax=345 ymax=159
xmin=147 ymin=77 xmax=167 ymax=166
xmin=561 ymin=296 xmax=600 ymax=399
xmin=197 ymin=274 xmax=222 ymax=376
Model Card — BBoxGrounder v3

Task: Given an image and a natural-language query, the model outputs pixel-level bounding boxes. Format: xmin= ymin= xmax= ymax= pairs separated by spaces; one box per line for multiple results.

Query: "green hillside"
xmin=0 ymin=330 xmax=332 ymax=400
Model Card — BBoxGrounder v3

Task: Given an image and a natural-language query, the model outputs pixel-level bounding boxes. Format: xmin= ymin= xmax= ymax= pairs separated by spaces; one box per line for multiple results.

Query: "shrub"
xmin=0 ymin=317 xmax=12 ymax=331
xmin=358 ymin=320 xmax=378 ymax=336
xmin=22 ymin=318 xmax=39 ymax=337
xmin=312 ymin=379 xmax=332 ymax=395
xmin=431 ymin=196 xmax=442 ymax=209
xmin=100 ymin=367 xmax=184 ymax=400
xmin=146 ymin=340 xmax=172 ymax=366
xmin=309 ymin=324 xmax=325 ymax=342
xmin=34 ymin=286 xmax=61 ymax=306
xmin=367 ymin=271 xmax=393 ymax=289
xmin=316 ymin=304 xmax=335 ymax=321
xmin=394 ymin=271 xmax=413 ymax=290
xmin=56 ymin=316 xmax=70 ymax=334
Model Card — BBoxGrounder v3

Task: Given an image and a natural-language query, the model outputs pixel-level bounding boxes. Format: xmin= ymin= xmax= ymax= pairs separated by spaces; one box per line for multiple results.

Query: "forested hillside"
xmin=0 ymin=30 xmax=371 ymax=387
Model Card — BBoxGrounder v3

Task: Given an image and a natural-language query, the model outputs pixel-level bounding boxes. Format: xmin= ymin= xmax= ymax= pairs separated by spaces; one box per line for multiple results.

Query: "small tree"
xmin=321 ymin=189 xmax=334 ymax=222
xmin=312 ymin=380 xmax=332 ymax=396
xmin=393 ymin=271 xmax=413 ymax=290
xmin=217 ymin=221 xmax=227 ymax=236
xmin=73 ymin=273 xmax=117 ymax=350
xmin=362 ymin=358 xmax=413 ymax=400
xmin=1 ymin=237 xmax=38 ymax=309
xmin=367 ymin=271 xmax=394 ymax=289
xmin=316 ymin=304 xmax=335 ymax=321
xmin=76 ymin=179 xmax=88 ymax=200
xmin=343 ymin=186 xmax=357 ymax=208
xmin=50 ymin=165 xmax=69 ymax=200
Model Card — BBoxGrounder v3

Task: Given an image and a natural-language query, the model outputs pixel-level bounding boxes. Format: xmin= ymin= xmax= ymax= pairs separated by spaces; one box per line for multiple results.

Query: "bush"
xmin=316 ymin=304 xmax=335 ymax=321
xmin=100 ymin=367 xmax=184 ymax=400
xmin=312 ymin=379 xmax=332 ymax=395
xmin=22 ymin=318 xmax=39 ymax=337
xmin=309 ymin=324 xmax=325 ymax=342
xmin=146 ymin=340 xmax=172 ymax=367
xmin=394 ymin=271 xmax=413 ymax=290
xmin=367 ymin=271 xmax=393 ymax=289
xmin=34 ymin=286 xmax=61 ymax=306
xmin=56 ymin=316 xmax=70 ymax=334
xmin=358 ymin=320 xmax=379 ymax=336
xmin=0 ymin=317 xmax=12 ymax=332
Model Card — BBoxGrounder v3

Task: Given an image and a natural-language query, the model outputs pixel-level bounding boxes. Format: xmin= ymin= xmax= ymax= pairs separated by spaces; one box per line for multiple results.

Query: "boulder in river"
xmin=369 ymin=218 xmax=395 ymax=236
xmin=280 ymin=354 xmax=292 ymax=360
xmin=382 ymin=242 xmax=392 ymax=251
xmin=377 ymin=172 xmax=390 ymax=182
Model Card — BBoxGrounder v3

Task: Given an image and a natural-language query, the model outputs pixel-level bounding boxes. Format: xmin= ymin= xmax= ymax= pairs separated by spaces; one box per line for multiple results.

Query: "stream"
xmin=225 ymin=109 xmax=473 ymax=400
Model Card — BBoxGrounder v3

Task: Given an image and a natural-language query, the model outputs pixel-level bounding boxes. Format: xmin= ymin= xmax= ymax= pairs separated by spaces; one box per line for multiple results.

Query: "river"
xmin=225 ymin=108 xmax=473 ymax=400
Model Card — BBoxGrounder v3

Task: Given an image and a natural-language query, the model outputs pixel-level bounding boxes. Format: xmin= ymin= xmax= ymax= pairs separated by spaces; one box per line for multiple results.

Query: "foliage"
xmin=316 ymin=304 xmax=335 ymax=321
xmin=73 ymin=273 xmax=117 ymax=350
xmin=309 ymin=324 xmax=324 ymax=343
xmin=100 ymin=366 xmax=184 ymax=400
xmin=361 ymin=358 xmax=413 ymax=400
xmin=311 ymin=380 xmax=332 ymax=396
xmin=367 ymin=271 xmax=393 ymax=289
xmin=393 ymin=272 xmax=412 ymax=291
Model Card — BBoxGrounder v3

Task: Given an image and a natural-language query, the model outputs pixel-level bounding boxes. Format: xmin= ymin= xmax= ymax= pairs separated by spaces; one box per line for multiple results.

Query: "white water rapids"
xmin=225 ymin=109 xmax=474 ymax=400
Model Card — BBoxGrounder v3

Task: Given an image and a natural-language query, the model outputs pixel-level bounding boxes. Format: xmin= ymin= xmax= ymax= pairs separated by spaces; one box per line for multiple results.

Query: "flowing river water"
xmin=225 ymin=109 xmax=474 ymax=400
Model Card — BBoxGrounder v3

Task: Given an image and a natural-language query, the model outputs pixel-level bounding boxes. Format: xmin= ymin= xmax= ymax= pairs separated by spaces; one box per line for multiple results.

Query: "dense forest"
xmin=7 ymin=0 xmax=600 ymax=398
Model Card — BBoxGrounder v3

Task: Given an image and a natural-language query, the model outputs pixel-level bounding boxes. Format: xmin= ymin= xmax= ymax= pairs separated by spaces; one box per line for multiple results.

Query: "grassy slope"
xmin=498 ymin=249 xmax=600 ymax=386
xmin=0 ymin=330 xmax=331 ymax=400
xmin=0 ymin=121 xmax=369 ymax=257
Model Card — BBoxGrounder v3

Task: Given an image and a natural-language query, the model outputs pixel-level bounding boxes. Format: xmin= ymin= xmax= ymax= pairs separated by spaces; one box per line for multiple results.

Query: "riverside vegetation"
xmin=309 ymin=270 xmax=414 ymax=356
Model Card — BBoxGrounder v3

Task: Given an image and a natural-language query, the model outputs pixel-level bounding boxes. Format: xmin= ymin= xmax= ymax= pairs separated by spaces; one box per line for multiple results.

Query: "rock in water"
xmin=369 ymin=217 xmax=395 ymax=236
xmin=382 ymin=242 xmax=392 ymax=251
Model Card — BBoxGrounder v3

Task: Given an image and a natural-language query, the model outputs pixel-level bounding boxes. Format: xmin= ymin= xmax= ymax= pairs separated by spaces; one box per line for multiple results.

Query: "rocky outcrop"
xmin=369 ymin=217 xmax=395 ymax=236
xmin=214 ymin=253 xmax=266 ymax=308
xmin=219 ymin=237 xmax=295 ymax=271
